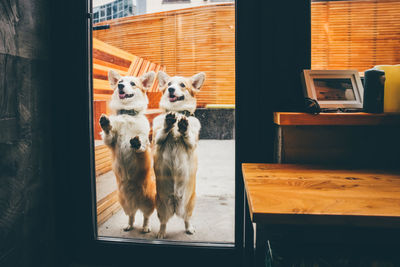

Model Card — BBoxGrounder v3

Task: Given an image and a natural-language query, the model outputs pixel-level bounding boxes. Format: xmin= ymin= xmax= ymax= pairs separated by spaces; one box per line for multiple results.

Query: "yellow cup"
xmin=374 ymin=65 xmax=400 ymax=113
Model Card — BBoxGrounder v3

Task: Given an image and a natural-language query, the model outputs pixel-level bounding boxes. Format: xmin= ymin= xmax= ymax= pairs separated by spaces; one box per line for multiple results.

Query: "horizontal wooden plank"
xmin=93 ymin=59 xmax=128 ymax=73
xmin=93 ymin=48 xmax=132 ymax=69
xmin=93 ymin=38 xmax=136 ymax=61
xmin=97 ymin=190 xmax=117 ymax=206
xmin=96 ymin=155 xmax=112 ymax=166
xmin=94 ymin=94 xmax=113 ymax=101
xmin=97 ymin=201 xmax=121 ymax=225
xmin=96 ymin=166 xmax=112 ymax=177
xmin=274 ymin=112 xmax=400 ymax=126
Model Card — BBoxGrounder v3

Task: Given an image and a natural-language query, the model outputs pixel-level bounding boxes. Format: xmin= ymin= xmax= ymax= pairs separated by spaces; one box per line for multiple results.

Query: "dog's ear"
xmin=140 ymin=71 xmax=155 ymax=91
xmin=108 ymin=70 xmax=121 ymax=88
xmin=191 ymin=72 xmax=206 ymax=92
xmin=157 ymin=71 xmax=170 ymax=89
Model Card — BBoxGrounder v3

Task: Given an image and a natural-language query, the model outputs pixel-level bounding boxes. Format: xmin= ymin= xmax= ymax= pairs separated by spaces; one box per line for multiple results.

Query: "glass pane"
xmin=92 ymin=0 xmax=235 ymax=243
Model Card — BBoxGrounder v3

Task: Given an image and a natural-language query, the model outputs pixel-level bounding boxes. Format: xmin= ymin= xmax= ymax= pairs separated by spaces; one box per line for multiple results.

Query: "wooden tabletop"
xmin=274 ymin=112 xmax=400 ymax=126
xmin=242 ymin=163 xmax=400 ymax=227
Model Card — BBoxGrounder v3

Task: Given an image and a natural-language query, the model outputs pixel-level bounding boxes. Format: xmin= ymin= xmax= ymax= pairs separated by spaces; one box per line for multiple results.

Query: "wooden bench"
xmin=94 ymin=143 xmax=113 ymax=177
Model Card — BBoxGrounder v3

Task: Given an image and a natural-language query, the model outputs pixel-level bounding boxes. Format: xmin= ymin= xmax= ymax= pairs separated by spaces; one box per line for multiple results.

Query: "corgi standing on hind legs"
xmin=152 ymin=71 xmax=206 ymax=239
xmin=99 ymin=70 xmax=156 ymax=233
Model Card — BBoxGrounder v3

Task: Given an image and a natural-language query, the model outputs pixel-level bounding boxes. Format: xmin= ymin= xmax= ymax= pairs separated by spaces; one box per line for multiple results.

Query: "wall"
xmin=0 ymin=1 xmax=56 ymax=266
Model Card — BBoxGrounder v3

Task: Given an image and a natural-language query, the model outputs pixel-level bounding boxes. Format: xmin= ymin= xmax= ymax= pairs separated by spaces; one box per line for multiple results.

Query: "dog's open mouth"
xmin=119 ymin=93 xmax=134 ymax=99
xmin=169 ymin=95 xmax=185 ymax=102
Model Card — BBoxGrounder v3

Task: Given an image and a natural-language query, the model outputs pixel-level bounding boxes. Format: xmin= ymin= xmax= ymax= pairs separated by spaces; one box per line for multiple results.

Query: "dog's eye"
xmin=168 ymin=82 xmax=171 ymax=86
xmin=180 ymin=83 xmax=185 ymax=88
xmin=130 ymin=81 xmax=135 ymax=86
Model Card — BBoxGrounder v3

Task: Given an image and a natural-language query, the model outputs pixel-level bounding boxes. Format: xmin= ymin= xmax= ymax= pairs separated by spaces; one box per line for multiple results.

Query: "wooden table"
xmin=242 ymin=163 xmax=400 ymax=266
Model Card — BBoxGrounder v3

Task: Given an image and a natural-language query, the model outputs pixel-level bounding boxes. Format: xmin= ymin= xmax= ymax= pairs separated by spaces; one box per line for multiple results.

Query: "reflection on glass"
xmin=92 ymin=0 xmax=235 ymax=243
xmin=314 ymin=78 xmax=356 ymax=101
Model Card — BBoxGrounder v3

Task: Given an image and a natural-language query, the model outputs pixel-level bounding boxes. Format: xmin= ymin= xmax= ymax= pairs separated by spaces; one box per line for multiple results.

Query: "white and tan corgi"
xmin=152 ymin=71 xmax=206 ymax=238
xmin=99 ymin=70 xmax=156 ymax=233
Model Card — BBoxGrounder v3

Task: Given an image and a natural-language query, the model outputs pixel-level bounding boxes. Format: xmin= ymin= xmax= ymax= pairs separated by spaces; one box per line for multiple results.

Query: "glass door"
xmin=91 ymin=0 xmax=236 ymax=244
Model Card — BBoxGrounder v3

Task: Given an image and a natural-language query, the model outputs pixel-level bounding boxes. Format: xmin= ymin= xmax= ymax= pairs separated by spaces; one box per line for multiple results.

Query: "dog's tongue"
xmin=169 ymin=96 xmax=178 ymax=102
xmin=119 ymin=93 xmax=126 ymax=99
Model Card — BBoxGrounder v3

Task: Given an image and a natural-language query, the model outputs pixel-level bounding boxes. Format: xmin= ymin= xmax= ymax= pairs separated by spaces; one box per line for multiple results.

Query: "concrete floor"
xmin=97 ymin=140 xmax=235 ymax=243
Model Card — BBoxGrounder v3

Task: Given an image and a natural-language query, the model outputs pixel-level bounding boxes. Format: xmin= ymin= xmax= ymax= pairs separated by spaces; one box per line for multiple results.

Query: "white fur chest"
xmin=107 ymin=114 xmax=150 ymax=178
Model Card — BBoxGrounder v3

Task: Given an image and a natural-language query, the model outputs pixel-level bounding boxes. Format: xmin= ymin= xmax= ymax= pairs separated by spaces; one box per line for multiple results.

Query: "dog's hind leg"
xmin=142 ymin=215 xmax=151 ymax=233
xmin=123 ymin=215 xmax=134 ymax=231
xmin=141 ymin=205 xmax=154 ymax=233
xmin=123 ymin=208 xmax=137 ymax=231
xmin=183 ymin=191 xmax=196 ymax=235
xmin=156 ymin=197 xmax=174 ymax=239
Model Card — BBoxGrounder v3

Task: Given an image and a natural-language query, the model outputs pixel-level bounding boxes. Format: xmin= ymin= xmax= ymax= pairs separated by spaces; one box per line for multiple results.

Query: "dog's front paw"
xmin=130 ymin=136 xmax=141 ymax=150
xmin=100 ymin=114 xmax=111 ymax=133
xmin=165 ymin=112 xmax=176 ymax=129
xmin=178 ymin=117 xmax=188 ymax=134
xmin=123 ymin=224 xmax=133 ymax=231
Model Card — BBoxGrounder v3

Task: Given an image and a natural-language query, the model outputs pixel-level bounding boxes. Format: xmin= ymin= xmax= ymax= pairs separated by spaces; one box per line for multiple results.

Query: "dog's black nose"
xmin=118 ymin=83 xmax=124 ymax=90
xmin=168 ymin=87 xmax=175 ymax=93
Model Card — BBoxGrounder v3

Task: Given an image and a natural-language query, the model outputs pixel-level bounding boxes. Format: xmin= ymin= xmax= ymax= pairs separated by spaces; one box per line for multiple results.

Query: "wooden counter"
xmin=274 ymin=112 xmax=400 ymax=126
xmin=273 ymin=112 xmax=400 ymax=165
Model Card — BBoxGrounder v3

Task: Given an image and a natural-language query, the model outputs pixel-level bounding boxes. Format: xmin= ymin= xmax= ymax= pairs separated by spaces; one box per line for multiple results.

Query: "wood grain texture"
xmin=311 ymin=0 xmax=400 ymax=72
xmin=97 ymin=190 xmax=121 ymax=225
xmin=274 ymin=112 xmax=400 ymax=126
xmin=0 ymin=54 xmax=19 ymax=142
xmin=0 ymin=0 xmax=50 ymax=59
xmin=95 ymin=144 xmax=112 ymax=176
xmin=242 ymin=163 xmax=400 ymax=227
xmin=0 ymin=0 xmax=53 ymax=264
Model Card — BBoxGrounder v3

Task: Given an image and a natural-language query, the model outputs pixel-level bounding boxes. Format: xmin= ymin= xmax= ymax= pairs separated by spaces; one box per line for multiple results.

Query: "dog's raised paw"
xmin=130 ymin=136 xmax=141 ymax=150
xmin=165 ymin=112 xmax=176 ymax=128
xmin=178 ymin=117 xmax=188 ymax=134
xmin=99 ymin=115 xmax=111 ymax=132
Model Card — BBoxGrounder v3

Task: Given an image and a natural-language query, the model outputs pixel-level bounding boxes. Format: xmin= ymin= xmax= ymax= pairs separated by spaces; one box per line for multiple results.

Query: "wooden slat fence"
xmin=311 ymin=0 xmax=400 ymax=72
xmin=93 ymin=3 xmax=236 ymax=107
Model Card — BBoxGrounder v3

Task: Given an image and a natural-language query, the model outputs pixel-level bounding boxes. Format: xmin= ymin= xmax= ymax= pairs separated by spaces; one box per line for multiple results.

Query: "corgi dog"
xmin=152 ymin=71 xmax=206 ymax=238
xmin=99 ymin=70 xmax=156 ymax=233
